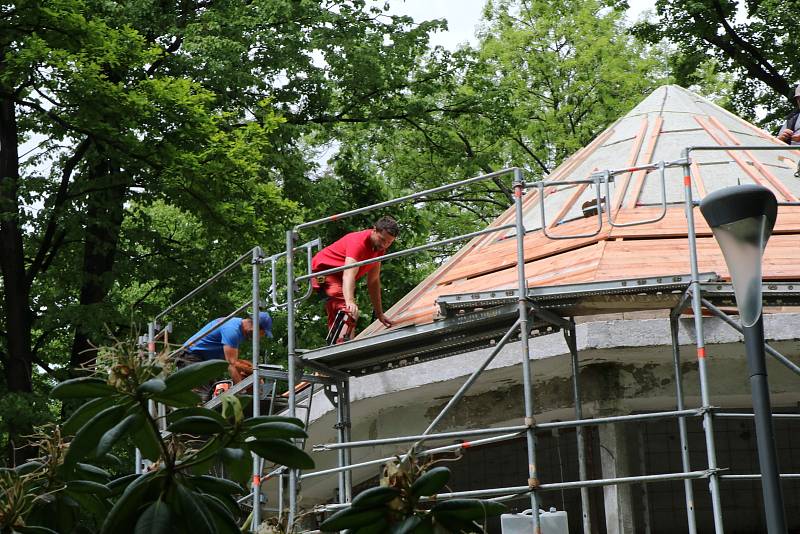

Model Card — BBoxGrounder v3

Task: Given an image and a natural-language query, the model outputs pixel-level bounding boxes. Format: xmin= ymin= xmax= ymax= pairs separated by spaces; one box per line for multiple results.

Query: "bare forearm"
xmin=224 ymin=347 xmax=242 ymax=383
xmin=367 ymin=279 xmax=383 ymax=315
xmin=342 ymin=270 xmax=357 ymax=304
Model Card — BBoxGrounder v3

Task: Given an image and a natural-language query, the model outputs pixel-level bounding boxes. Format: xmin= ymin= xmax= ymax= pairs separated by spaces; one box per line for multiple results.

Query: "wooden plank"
xmin=690 ymin=160 xmax=707 ymax=198
xmin=440 ymin=205 xmax=800 ymax=284
xmin=706 ymin=115 xmax=797 ymax=202
xmin=626 ymin=116 xmax=663 ymax=208
xmin=694 ymin=116 xmax=783 ymax=199
xmin=611 ymin=117 xmax=650 ymax=213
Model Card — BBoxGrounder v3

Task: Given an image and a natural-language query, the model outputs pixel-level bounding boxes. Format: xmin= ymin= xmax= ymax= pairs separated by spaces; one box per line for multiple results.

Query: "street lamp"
xmin=699 ymin=184 xmax=787 ymax=534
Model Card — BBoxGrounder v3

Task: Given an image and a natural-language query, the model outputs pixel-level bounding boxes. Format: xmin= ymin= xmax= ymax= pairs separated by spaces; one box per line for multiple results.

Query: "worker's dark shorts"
xmin=174 ymin=349 xmax=201 ymax=368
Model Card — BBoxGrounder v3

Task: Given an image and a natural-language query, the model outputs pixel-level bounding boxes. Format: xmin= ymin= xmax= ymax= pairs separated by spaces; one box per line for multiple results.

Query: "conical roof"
xmin=364 ymin=85 xmax=800 ymax=335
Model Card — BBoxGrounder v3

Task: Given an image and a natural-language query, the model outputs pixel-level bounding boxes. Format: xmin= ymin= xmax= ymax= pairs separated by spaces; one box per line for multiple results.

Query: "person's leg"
xmin=324 ymin=275 xmax=356 ymax=342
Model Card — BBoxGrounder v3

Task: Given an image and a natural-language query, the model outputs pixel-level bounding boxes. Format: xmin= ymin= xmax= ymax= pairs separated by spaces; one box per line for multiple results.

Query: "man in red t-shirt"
xmin=311 ymin=216 xmax=399 ymax=342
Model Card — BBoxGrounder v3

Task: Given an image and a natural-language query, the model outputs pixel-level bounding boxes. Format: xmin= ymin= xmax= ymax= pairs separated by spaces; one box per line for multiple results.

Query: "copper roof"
xmin=362 ymin=85 xmax=800 ymax=337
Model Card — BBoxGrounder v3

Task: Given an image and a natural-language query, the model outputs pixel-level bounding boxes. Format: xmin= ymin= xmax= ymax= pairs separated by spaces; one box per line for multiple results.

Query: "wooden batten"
xmin=359 ymin=86 xmax=800 ymax=337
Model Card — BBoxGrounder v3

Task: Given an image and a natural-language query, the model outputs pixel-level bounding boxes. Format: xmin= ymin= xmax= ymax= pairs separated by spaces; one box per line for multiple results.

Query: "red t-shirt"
xmin=312 ymin=229 xmax=384 ymax=280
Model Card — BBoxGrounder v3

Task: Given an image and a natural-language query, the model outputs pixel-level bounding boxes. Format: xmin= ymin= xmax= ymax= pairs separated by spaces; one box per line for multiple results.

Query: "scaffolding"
xmin=146 ymin=144 xmax=800 ymax=533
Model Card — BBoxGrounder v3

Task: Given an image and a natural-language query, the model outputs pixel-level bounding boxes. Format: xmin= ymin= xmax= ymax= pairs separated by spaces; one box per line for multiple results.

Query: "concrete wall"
xmin=279 ymin=312 xmax=800 ymax=529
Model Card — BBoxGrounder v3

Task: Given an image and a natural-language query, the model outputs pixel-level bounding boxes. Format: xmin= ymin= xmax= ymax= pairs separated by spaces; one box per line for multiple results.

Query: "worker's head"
xmin=795 ymin=84 xmax=800 ymax=107
xmin=370 ymin=216 xmax=399 ymax=251
xmin=242 ymin=311 xmax=273 ymax=338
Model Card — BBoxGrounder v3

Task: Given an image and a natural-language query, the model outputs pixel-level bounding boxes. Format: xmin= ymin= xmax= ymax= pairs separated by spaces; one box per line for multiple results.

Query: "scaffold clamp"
xmin=524 ymin=417 xmax=536 ymax=428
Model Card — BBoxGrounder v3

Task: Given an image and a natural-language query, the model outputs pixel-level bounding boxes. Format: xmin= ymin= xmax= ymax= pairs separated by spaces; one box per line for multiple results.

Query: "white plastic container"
xmin=500 ymin=508 xmax=569 ymax=534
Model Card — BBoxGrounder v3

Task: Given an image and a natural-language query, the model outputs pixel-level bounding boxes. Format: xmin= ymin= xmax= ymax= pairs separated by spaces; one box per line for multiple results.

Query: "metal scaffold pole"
xmin=341 ymin=378 xmax=353 ymax=502
xmin=669 ymin=315 xmax=698 ymax=534
xmin=335 ymin=381 xmax=348 ymax=504
xmin=564 ymin=322 xmax=591 ymax=534
xmin=251 ymin=246 xmax=263 ymax=532
xmin=286 ymin=229 xmax=299 ymax=530
xmin=513 ymin=170 xmax=542 ymax=533
xmin=681 ymin=153 xmax=725 ymax=533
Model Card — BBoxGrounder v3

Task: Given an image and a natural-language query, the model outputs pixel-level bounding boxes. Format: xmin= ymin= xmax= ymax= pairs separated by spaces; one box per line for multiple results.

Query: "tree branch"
xmin=513 ymin=136 xmax=550 ymax=175
xmin=26 ymin=138 xmax=91 ymax=285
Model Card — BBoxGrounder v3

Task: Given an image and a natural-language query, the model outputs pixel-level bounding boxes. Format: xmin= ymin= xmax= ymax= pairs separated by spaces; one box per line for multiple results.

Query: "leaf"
xmin=166 ymin=407 xmax=225 ymax=426
xmin=167 ymin=415 xmax=225 ymax=435
xmin=347 ymin=518 xmax=390 ymax=533
xmin=75 ymin=463 xmax=111 ymax=482
xmin=63 ymin=397 xmax=116 ymax=435
xmin=410 ymin=466 xmax=451 ymax=498
xmin=320 ymin=507 xmax=385 ymax=532
xmin=241 ymin=415 xmax=304 ymax=429
xmin=162 ymin=360 xmax=228 ymax=393
xmin=220 ymin=447 xmax=250 ymax=487
xmin=389 ymin=515 xmax=421 ymax=534
xmin=101 ymin=471 xmax=165 ymax=534
xmin=246 ymin=422 xmax=308 ymax=440
xmin=207 ymin=491 xmax=242 ymax=520
xmin=14 ymin=526 xmax=59 ymax=534
xmin=432 ymin=515 xmax=482 ymax=533
xmin=247 ymin=439 xmax=315 ymax=470
xmin=63 ymin=490 xmax=109 ymax=519
xmin=14 ymin=461 xmax=44 ymax=475
xmin=199 ymin=493 xmax=242 ymax=534
xmin=63 ymin=405 xmax=126 ymax=469
xmin=150 ymin=389 xmax=201 ymax=408
xmin=96 ymin=452 xmax=123 ymax=468
xmin=134 ymin=500 xmax=173 ymax=534
xmin=52 ymin=377 xmax=116 ymax=399
xmin=411 ymin=514 xmax=435 ymax=534
xmin=220 ymin=394 xmax=243 ymax=424
xmin=66 ymin=480 xmax=112 ymax=497
xmin=137 ymin=378 xmax=167 ymax=395
xmin=131 ymin=413 xmax=162 ymax=462
xmin=188 ymin=474 xmax=244 ymax=496
xmin=96 ymin=413 xmax=138 ymax=457
xmin=107 ymin=473 xmax=139 ymax=497
xmin=431 ymin=499 xmax=506 ymax=523
xmin=173 ymin=483 xmax=215 ymax=534
xmin=351 ymin=486 xmax=401 ymax=509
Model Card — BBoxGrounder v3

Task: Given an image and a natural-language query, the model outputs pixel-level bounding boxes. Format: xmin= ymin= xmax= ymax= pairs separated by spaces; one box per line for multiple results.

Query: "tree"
xmin=0 ymin=0 xmax=448 ymax=462
xmin=326 ymin=0 xmax=665 ymax=253
xmin=631 ymin=0 xmax=800 ymax=127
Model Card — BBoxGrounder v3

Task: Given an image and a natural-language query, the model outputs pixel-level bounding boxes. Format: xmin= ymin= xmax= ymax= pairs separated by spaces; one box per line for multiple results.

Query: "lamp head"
xmin=699 ymin=184 xmax=778 ymax=327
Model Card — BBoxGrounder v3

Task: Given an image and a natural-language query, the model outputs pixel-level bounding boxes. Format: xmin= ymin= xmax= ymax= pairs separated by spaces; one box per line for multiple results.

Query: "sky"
xmin=385 ymin=0 xmax=656 ymax=51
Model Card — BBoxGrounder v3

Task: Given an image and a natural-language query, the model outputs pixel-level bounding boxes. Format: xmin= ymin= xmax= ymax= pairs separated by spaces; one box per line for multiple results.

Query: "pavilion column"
xmin=598 ymin=421 xmax=636 ymax=534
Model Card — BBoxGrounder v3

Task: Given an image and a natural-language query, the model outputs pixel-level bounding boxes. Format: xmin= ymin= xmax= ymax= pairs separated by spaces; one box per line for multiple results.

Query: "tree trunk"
xmin=69 ymin=157 xmax=127 ymax=369
xmin=0 ymin=94 xmax=34 ymax=395
xmin=1 ymin=90 xmax=38 ymax=464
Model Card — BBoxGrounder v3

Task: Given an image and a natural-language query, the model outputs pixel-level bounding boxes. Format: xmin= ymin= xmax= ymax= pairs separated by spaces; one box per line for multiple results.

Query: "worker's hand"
xmin=344 ymin=302 xmax=359 ymax=320
xmin=376 ymin=313 xmax=393 ymax=328
xmin=792 ymin=131 xmax=800 ymax=143
xmin=778 ymin=128 xmax=793 ymax=142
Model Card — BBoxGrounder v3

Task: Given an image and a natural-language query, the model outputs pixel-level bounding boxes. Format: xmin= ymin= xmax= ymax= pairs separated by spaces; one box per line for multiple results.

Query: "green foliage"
xmin=319 ymin=455 xmax=504 ymax=533
xmin=2 ymin=0 xmax=669 ymax=469
xmin=631 ymin=0 xmax=800 ymax=127
xmin=0 ymin=341 xmax=313 ymax=533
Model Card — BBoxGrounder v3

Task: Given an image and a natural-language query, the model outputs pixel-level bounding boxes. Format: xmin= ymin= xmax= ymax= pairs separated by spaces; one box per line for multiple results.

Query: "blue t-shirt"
xmin=184 ymin=318 xmax=244 ymax=361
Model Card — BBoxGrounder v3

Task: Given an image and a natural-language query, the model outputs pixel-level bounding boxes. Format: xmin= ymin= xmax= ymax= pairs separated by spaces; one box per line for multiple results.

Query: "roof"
xmin=361 ymin=85 xmax=800 ymax=337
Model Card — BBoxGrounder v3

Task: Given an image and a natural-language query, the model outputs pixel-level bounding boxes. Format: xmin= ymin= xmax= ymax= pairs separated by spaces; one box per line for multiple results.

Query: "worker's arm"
xmin=342 ymin=256 xmax=360 ymax=319
xmin=367 ymin=263 xmax=392 ymax=328
xmin=224 ymin=345 xmax=244 ymax=384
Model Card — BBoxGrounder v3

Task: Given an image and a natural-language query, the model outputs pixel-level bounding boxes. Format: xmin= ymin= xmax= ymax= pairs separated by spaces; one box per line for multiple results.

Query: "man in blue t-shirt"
xmin=180 ymin=312 xmax=273 ymax=385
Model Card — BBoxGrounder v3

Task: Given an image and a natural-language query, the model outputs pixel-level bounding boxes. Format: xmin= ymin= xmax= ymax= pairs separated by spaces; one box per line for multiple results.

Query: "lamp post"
xmin=699 ymin=184 xmax=787 ymax=534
